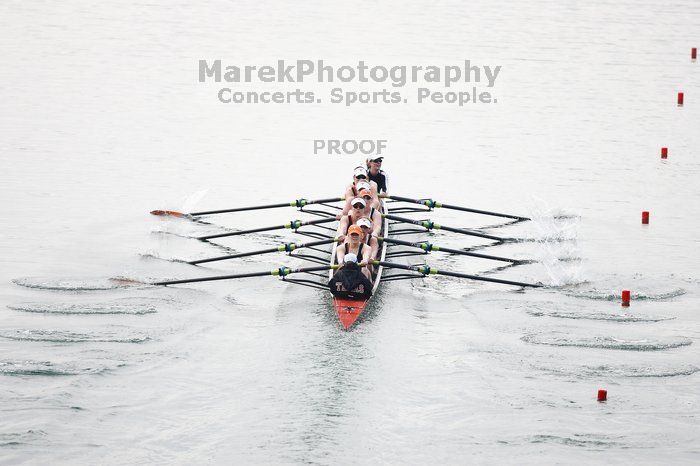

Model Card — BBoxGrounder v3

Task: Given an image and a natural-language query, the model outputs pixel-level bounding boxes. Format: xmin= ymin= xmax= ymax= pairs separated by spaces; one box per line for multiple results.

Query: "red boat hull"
xmin=333 ymin=297 xmax=368 ymax=330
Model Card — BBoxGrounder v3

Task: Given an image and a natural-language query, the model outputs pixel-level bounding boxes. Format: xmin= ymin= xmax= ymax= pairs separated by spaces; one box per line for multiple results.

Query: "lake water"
xmin=1 ymin=0 xmax=699 ymax=463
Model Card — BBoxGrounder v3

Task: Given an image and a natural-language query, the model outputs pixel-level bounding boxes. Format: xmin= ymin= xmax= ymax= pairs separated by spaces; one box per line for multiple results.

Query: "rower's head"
xmin=367 ymin=157 xmax=383 ymax=174
xmin=357 ymin=217 xmax=372 ymax=234
xmin=355 ymin=180 xmax=371 ymax=192
xmin=358 ymin=189 xmax=372 ymax=203
xmin=353 ymin=166 xmax=368 ymax=182
xmin=351 ymin=197 xmax=366 ymax=212
xmin=347 ymin=225 xmax=363 ymax=242
xmin=342 ymin=253 xmax=360 ymax=271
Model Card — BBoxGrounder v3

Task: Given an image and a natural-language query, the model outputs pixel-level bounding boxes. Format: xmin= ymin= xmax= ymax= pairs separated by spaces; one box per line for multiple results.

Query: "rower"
xmin=366 ymin=157 xmax=388 ymax=194
xmin=328 ymin=253 xmax=373 ymax=300
xmin=336 ymin=225 xmax=372 ymax=278
xmin=344 ymin=166 xmax=380 ymax=202
xmin=339 ymin=181 xmax=379 ymax=217
xmin=356 ymin=216 xmax=380 ymax=260
xmin=337 ymin=197 xmax=382 ymax=240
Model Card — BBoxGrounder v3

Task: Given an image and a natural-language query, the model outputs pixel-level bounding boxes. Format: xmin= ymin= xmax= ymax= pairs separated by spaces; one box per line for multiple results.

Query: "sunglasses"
xmin=352 ymin=204 xmax=364 ymax=209
xmin=355 ymin=175 xmax=367 ymax=180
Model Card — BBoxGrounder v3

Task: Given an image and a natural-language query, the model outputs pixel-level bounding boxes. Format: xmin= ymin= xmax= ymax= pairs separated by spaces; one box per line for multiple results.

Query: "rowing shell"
xmin=329 ymin=200 xmax=389 ymax=329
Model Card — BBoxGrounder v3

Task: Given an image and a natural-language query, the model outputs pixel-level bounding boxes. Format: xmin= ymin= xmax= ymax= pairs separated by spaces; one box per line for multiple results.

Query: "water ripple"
xmin=529 ymin=433 xmax=622 ymax=448
xmin=0 ymin=360 xmax=111 ymax=376
xmin=8 ymin=302 xmax=158 ymax=315
xmin=526 ymin=309 xmax=674 ymax=322
xmin=0 ymin=329 xmax=151 ymax=343
xmin=12 ymin=277 xmax=125 ymax=292
xmin=0 ymin=430 xmax=47 ymax=447
xmin=534 ymin=363 xmax=700 ymax=378
xmin=563 ymin=288 xmax=686 ymax=301
xmin=522 ymin=332 xmax=692 ymax=351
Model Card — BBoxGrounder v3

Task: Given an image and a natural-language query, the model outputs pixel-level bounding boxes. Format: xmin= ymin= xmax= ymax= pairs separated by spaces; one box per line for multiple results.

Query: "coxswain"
xmin=337 ymin=197 xmax=382 ymax=241
xmin=328 ymin=253 xmax=373 ymax=300
xmin=336 ymin=225 xmax=372 ymax=278
xmin=366 ymin=157 xmax=388 ymax=194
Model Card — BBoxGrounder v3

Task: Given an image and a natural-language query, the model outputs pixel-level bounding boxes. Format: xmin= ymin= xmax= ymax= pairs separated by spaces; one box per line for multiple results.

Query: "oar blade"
xmin=150 ymin=209 xmax=186 ymax=218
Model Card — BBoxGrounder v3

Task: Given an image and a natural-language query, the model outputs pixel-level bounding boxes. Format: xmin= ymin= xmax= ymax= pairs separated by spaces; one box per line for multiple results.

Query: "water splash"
xmin=138 ymin=252 xmax=191 ymax=264
xmin=12 ymin=277 xmax=126 ymax=291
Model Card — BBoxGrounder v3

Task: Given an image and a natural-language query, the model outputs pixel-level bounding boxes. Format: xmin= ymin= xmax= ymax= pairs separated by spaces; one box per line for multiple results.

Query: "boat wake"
xmin=0 ymin=329 xmax=151 ymax=343
xmin=522 ymin=332 xmax=692 ymax=351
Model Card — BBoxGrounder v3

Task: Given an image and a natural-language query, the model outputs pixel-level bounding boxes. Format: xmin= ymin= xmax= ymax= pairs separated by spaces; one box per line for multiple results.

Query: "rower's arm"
xmin=336 ymin=242 xmax=345 ymax=264
xmin=339 ymin=198 xmax=352 ymax=217
xmin=360 ymin=244 xmax=372 ymax=264
xmin=337 ymin=215 xmax=350 ymax=240
xmin=371 ymin=211 xmax=382 ymax=236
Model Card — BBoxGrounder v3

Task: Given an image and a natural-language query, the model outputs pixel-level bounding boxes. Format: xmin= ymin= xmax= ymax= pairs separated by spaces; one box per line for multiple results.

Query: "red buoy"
xmin=642 ymin=211 xmax=650 ymax=224
xmin=661 ymin=147 xmax=668 ymax=159
xmin=621 ymin=290 xmax=631 ymax=307
xmin=597 ymin=389 xmax=607 ymax=402
xmin=678 ymin=92 xmax=684 ymax=106
xmin=693 ymin=48 xmax=697 ymax=60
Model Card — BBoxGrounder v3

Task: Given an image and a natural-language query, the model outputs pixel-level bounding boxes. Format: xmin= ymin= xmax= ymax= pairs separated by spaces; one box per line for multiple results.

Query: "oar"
xmin=189 ymin=239 xmax=337 ymax=265
xmin=379 ymin=237 xmax=528 ymax=264
xmin=198 ymin=217 xmax=337 ymax=241
xmin=384 ymin=214 xmax=509 ymax=242
xmin=150 ymin=197 xmax=345 ymax=218
xmin=386 ymin=195 xmax=529 ymax=221
xmin=153 ymin=265 xmax=336 ymax=286
xmin=375 ymin=261 xmax=542 ymax=288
